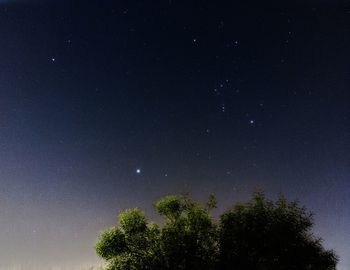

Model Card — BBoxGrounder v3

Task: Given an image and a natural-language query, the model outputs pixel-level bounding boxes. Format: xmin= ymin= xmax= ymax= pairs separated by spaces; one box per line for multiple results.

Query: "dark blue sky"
xmin=0 ymin=1 xmax=349 ymax=269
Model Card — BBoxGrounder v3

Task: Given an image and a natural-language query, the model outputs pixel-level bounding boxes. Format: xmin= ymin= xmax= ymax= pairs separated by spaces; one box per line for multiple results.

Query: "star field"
xmin=0 ymin=1 xmax=349 ymax=269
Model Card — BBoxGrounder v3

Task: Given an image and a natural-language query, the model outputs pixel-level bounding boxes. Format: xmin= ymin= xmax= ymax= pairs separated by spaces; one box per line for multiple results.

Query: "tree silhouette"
xmin=95 ymin=191 xmax=337 ymax=270
xmin=218 ymin=190 xmax=337 ymax=270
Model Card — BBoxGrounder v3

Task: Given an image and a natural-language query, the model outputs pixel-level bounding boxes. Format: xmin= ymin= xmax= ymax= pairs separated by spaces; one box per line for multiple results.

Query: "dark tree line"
xmin=95 ymin=191 xmax=337 ymax=270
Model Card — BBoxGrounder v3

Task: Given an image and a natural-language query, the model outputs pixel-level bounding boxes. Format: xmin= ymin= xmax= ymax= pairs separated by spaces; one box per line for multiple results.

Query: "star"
xmin=136 ymin=169 xmax=141 ymax=174
xmin=51 ymin=58 xmax=56 ymax=62
xmin=250 ymin=120 xmax=255 ymax=124
xmin=221 ymin=104 xmax=226 ymax=113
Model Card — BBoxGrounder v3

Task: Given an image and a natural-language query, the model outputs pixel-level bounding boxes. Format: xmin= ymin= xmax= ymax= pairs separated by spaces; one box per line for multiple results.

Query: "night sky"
xmin=0 ymin=1 xmax=349 ymax=269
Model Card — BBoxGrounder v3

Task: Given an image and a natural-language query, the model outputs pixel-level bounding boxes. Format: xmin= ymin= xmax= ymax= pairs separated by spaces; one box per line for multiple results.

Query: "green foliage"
xmin=119 ymin=208 xmax=147 ymax=234
xmin=155 ymin=195 xmax=185 ymax=221
xmin=95 ymin=227 xmax=126 ymax=260
xmin=156 ymin=194 xmax=218 ymax=270
xmin=95 ymin=191 xmax=338 ymax=270
xmin=95 ymin=208 xmax=163 ymax=270
xmin=206 ymin=193 xmax=218 ymax=210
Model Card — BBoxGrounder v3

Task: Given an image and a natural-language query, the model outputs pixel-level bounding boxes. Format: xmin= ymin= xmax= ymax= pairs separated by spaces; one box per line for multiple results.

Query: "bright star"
xmin=136 ymin=169 xmax=141 ymax=174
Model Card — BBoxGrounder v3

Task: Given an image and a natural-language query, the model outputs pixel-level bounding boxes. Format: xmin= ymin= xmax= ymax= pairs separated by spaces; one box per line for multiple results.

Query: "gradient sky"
xmin=0 ymin=1 xmax=349 ymax=269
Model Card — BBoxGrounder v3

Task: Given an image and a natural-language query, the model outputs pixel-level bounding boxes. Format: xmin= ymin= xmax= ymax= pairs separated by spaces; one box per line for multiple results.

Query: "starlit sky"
xmin=0 ymin=1 xmax=349 ymax=269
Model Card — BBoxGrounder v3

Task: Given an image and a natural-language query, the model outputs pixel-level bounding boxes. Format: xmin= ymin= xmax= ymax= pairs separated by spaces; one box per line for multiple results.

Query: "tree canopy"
xmin=95 ymin=191 xmax=337 ymax=270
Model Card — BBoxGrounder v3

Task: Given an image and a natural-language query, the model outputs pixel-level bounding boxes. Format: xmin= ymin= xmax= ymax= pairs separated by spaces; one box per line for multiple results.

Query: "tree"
xmin=155 ymin=194 xmax=218 ymax=270
xmin=218 ymin=190 xmax=338 ymax=270
xmin=95 ymin=191 xmax=338 ymax=270
xmin=95 ymin=208 xmax=163 ymax=270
